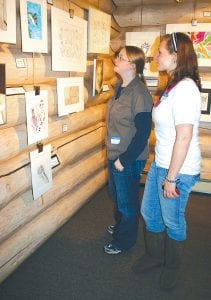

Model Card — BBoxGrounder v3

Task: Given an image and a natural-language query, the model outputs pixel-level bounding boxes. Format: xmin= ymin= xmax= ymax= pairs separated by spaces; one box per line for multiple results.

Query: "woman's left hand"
xmin=162 ymin=181 xmax=180 ymax=198
xmin=114 ymin=158 xmax=124 ymax=172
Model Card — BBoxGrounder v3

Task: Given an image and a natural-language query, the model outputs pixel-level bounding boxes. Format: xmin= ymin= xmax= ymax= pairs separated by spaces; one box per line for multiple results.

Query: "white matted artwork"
xmin=25 ymin=90 xmax=48 ymax=145
xmin=166 ymin=24 xmax=211 ymax=67
xmin=200 ymin=81 xmax=211 ymax=123
xmin=126 ymin=32 xmax=160 ymax=77
xmin=30 ymin=144 xmax=52 ymax=200
xmin=57 ymin=77 xmax=84 ymax=117
xmin=0 ymin=0 xmax=16 ymax=43
xmin=51 ymin=6 xmax=87 ymax=72
xmin=88 ymin=8 xmax=111 ymax=54
xmin=20 ymin=0 xmax=48 ymax=53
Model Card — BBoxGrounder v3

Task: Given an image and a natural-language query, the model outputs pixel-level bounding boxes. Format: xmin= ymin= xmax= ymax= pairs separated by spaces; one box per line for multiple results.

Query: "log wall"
xmin=0 ymin=0 xmax=211 ymax=283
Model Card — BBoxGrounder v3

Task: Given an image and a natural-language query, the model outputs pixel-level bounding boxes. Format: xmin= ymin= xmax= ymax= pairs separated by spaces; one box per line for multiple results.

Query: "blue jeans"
xmin=141 ymin=161 xmax=200 ymax=241
xmin=107 ymin=159 xmax=146 ymax=250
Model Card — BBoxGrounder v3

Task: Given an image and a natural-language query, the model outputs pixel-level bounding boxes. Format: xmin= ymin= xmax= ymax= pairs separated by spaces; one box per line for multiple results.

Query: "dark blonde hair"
xmin=162 ymin=32 xmax=201 ymax=90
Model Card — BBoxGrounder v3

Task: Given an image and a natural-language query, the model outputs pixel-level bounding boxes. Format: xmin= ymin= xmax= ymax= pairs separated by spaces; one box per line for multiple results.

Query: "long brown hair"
xmin=162 ymin=32 xmax=201 ymax=90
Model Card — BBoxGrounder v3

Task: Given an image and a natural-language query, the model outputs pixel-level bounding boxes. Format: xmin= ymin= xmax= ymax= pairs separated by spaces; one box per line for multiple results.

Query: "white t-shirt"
xmin=152 ymin=78 xmax=201 ymax=175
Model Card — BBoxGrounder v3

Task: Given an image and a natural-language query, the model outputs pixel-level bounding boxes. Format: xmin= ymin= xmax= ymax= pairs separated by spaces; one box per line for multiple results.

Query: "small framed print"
xmin=201 ymin=89 xmax=211 ymax=115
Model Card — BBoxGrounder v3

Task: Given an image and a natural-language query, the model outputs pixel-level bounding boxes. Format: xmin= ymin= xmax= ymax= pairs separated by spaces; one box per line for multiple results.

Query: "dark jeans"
xmin=107 ymin=159 xmax=146 ymax=250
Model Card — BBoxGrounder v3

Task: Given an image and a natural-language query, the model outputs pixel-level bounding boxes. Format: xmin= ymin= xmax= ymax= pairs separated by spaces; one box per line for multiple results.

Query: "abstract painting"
xmin=30 ymin=144 xmax=52 ymax=200
xmin=25 ymin=90 xmax=48 ymax=145
xmin=20 ymin=0 xmax=48 ymax=53
xmin=51 ymin=6 xmax=87 ymax=72
xmin=88 ymin=8 xmax=111 ymax=54
xmin=57 ymin=77 xmax=84 ymax=117
xmin=166 ymin=23 xmax=211 ymax=67
xmin=0 ymin=0 xmax=16 ymax=43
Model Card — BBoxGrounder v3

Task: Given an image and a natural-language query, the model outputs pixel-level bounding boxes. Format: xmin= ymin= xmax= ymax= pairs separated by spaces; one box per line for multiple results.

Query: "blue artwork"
xmin=27 ymin=1 xmax=42 ymax=40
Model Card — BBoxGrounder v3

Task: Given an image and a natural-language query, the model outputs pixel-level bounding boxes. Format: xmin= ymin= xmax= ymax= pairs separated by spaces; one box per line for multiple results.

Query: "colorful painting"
xmin=57 ymin=77 xmax=84 ymax=117
xmin=51 ymin=6 xmax=87 ymax=72
xmin=26 ymin=90 xmax=48 ymax=145
xmin=126 ymin=32 xmax=160 ymax=77
xmin=20 ymin=0 xmax=48 ymax=53
xmin=30 ymin=144 xmax=52 ymax=200
xmin=27 ymin=1 xmax=42 ymax=40
xmin=0 ymin=0 xmax=16 ymax=43
xmin=166 ymin=24 xmax=211 ymax=67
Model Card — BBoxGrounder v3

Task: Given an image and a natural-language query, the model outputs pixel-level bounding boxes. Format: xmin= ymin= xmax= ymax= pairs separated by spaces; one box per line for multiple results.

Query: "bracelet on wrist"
xmin=165 ymin=177 xmax=177 ymax=183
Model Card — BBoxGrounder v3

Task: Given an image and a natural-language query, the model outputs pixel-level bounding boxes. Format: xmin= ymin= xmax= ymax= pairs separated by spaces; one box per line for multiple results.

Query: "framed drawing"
xmin=51 ymin=6 xmax=87 ymax=72
xmin=200 ymin=81 xmax=211 ymax=123
xmin=93 ymin=59 xmax=104 ymax=96
xmin=57 ymin=77 xmax=84 ymax=117
xmin=88 ymin=8 xmax=111 ymax=54
xmin=30 ymin=144 xmax=52 ymax=200
xmin=0 ymin=0 xmax=16 ymax=43
xmin=126 ymin=32 xmax=160 ymax=77
xmin=166 ymin=24 xmax=211 ymax=67
xmin=20 ymin=0 xmax=48 ymax=53
xmin=0 ymin=64 xmax=6 ymax=125
xmin=25 ymin=90 xmax=48 ymax=145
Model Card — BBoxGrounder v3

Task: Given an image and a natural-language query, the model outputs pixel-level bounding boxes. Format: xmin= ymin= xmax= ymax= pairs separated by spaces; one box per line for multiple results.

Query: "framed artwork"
xmin=25 ymin=90 xmax=48 ymax=145
xmin=88 ymin=8 xmax=111 ymax=54
xmin=93 ymin=59 xmax=104 ymax=96
xmin=30 ymin=144 xmax=52 ymax=200
xmin=0 ymin=64 xmax=6 ymax=125
xmin=57 ymin=77 xmax=84 ymax=117
xmin=200 ymin=81 xmax=211 ymax=123
xmin=51 ymin=6 xmax=87 ymax=72
xmin=0 ymin=0 xmax=16 ymax=43
xmin=20 ymin=0 xmax=48 ymax=53
xmin=126 ymin=32 xmax=160 ymax=77
xmin=166 ymin=23 xmax=211 ymax=67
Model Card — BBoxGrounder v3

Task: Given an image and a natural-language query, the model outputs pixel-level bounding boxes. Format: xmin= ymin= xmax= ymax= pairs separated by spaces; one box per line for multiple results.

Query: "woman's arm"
xmin=163 ymin=124 xmax=193 ymax=198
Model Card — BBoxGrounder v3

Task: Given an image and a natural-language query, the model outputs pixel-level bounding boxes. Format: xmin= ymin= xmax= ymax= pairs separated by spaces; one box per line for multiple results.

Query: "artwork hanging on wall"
xmin=30 ymin=144 xmax=52 ymax=200
xmin=93 ymin=59 xmax=104 ymax=96
xmin=88 ymin=8 xmax=111 ymax=54
xmin=20 ymin=0 xmax=48 ymax=53
xmin=51 ymin=6 xmax=87 ymax=72
xmin=126 ymin=32 xmax=160 ymax=77
xmin=57 ymin=77 xmax=84 ymax=117
xmin=200 ymin=81 xmax=211 ymax=123
xmin=0 ymin=64 xmax=6 ymax=125
xmin=166 ymin=23 xmax=211 ymax=67
xmin=25 ymin=90 xmax=48 ymax=145
xmin=0 ymin=0 xmax=16 ymax=43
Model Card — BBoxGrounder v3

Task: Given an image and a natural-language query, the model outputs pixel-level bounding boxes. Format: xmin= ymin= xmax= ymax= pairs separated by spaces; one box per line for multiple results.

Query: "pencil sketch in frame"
xmin=25 ymin=90 xmax=48 ymax=145
xmin=166 ymin=23 xmax=211 ymax=67
xmin=57 ymin=77 xmax=84 ymax=117
xmin=126 ymin=32 xmax=160 ymax=78
xmin=51 ymin=6 xmax=87 ymax=72
xmin=88 ymin=8 xmax=111 ymax=54
xmin=0 ymin=0 xmax=16 ymax=43
xmin=30 ymin=144 xmax=52 ymax=200
xmin=20 ymin=0 xmax=48 ymax=53
xmin=200 ymin=81 xmax=211 ymax=123
xmin=0 ymin=64 xmax=6 ymax=125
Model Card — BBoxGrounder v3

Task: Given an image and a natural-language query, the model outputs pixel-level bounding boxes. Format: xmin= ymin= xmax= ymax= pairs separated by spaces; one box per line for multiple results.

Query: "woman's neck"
xmin=121 ymin=73 xmax=136 ymax=87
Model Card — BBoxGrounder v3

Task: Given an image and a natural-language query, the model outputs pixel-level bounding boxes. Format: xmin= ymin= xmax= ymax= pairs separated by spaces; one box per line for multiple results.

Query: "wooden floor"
xmin=0 ymin=185 xmax=211 ymax=300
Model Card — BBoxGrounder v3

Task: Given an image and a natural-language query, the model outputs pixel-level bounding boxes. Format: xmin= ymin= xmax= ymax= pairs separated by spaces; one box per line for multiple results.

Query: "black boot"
xmin=160 ymin=236 xmax=185 ymax=290
xmin=133 ymin=230 xmax=165 ymax=274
